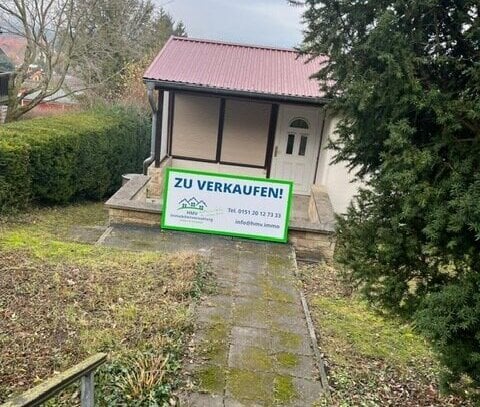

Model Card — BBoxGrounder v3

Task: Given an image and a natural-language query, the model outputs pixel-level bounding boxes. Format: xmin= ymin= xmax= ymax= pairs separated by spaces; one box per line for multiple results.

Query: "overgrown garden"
xmin=0 ymin=204 xmax=211 ymax=405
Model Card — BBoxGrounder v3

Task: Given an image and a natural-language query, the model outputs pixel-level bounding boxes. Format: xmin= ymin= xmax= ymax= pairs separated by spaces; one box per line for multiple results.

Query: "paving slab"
xmin=185 ymin=393 xmax=224 ymax=407
xmin=67 ymin=225 xmax=108 ymax=244
xmin=98 ymin=225 xmax=324 ymax=406
xmin=231 ymin=326 xmax=272 ymax=350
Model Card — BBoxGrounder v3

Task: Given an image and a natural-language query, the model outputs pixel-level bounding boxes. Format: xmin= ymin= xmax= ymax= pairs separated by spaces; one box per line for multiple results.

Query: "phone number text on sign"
xmin=161 ymin=168 xmax=293 ymax=243
xmin=228 ymin=208 xmax=282 ymax=218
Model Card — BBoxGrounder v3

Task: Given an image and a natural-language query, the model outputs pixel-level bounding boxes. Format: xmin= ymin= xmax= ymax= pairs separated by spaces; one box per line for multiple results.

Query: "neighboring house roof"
xmin=23 ymin=88 xmax=77 ymax=105
xmin=0 ymin=48 xmax=14 ymax=72
xmin=22 ymin=75 xmax=83 ymax=105
xmin=144 ymin=37 xmax=328 ymax=102
xmin=0 ymin=35 xmax=26 ymax=67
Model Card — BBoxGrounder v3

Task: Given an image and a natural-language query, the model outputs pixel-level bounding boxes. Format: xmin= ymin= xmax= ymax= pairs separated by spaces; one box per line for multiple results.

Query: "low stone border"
xmin=94 ymin=226 xmax=113 ymax=246
xmin=105 ymin=175 xmax=162 ymax=226
xmin=292 ymin=249 xmax=331 ymax=396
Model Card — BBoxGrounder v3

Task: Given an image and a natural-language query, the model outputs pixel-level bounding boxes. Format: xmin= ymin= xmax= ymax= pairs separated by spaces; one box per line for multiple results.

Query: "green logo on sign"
xmin=178 ymin=197 xmax=207 ymax=211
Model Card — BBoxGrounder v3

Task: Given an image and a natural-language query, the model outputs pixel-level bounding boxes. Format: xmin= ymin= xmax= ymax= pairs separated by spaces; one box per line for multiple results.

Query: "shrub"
xmin=0 ymin=106 xmax=150 ymax=212
xmin=0 ymin=140 xmax=30 ymax=212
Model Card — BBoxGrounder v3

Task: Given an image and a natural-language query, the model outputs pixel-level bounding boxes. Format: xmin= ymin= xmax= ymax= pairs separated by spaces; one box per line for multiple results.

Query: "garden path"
xmin=98 ymin=225 xmax=325 ymax=406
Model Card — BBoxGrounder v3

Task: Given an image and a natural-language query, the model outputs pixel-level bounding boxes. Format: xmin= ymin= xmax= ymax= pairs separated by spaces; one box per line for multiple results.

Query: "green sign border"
xmin=161 ymin=167 xmax=293 ymax=243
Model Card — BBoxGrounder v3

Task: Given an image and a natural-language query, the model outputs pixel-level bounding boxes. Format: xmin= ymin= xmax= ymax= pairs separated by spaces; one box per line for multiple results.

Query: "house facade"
xmin=106 ymin=36 xmax=362 ymax=259
xmin=142 ymin=36 xmax=360 ymax=214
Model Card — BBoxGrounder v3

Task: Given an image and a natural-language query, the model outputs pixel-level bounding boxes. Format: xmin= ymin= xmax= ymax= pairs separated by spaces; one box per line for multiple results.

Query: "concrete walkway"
xmin=97 ymin=226 xmax=324 ymax=406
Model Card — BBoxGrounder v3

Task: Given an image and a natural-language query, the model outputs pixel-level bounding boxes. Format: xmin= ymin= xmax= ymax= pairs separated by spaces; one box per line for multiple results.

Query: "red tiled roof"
xmin=0 ymin=35 xmax=26 ymax=66
xmin=144 ymin=37 xmax=327 ymax=101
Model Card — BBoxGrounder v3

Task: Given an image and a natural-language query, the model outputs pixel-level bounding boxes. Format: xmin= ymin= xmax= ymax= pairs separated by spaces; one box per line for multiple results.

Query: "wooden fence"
xmin=1 ymin=353 xmax=107 ymax=407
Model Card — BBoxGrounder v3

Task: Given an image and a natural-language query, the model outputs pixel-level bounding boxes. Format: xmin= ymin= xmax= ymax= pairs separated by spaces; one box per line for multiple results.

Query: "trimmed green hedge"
xmin=0 ymin=107 xmax=150 ymax=212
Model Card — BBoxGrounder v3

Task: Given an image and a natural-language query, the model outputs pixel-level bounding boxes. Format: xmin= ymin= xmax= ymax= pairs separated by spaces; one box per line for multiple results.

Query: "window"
xmin=289 ymin=118 xmax=309 ymax=129
xmin=299 ymin=135 xmax=308 ymax=156
xmin=171 ymin=94 xmax=220 ymax=160
xmin=286 ymin=134 xmax=295 ymax=155
xmin=221 ymin=100 xmax=270 ymax=166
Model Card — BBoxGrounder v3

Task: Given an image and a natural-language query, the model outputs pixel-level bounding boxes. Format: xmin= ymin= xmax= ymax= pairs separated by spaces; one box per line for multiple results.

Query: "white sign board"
xmin=161 ymin=168 xmax=293 ymax=242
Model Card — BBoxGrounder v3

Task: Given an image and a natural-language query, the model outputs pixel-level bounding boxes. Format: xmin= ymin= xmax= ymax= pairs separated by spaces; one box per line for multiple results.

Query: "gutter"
xmin=143 ymin=82 xmax=158 ymax=175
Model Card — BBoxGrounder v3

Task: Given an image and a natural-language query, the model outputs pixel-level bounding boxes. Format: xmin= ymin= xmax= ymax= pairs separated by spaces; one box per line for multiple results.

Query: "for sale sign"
xmin=161 ymin=168 xmax=293 ymax=242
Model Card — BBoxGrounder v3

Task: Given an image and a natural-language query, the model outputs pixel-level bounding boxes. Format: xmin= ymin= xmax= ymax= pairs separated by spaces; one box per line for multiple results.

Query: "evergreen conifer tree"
xmin=298 ymin=0 xmax=480 ymax=393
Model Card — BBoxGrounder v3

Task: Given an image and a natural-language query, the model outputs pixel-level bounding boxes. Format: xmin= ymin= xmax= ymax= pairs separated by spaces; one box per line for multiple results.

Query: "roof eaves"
xmin=143 ymin=79 xmax=330 ymax=106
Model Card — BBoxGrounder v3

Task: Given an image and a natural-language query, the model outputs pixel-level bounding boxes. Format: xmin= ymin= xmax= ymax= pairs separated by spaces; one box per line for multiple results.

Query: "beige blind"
xmin=221 ymin=100 xmax=270 ymax=166
xmin=171 ymin=94 xmax=220 ymax=160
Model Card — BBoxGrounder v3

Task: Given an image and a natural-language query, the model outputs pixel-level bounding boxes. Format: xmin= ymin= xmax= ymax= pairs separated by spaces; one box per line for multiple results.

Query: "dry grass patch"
xmin=0 ymin=203 xmax=211 ymax=405
xmin=298 ymin=262 xmax=470 ymax=407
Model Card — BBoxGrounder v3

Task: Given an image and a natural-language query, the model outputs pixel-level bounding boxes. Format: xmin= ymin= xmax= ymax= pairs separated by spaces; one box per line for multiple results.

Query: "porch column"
xmin=154 ymin=90 xmax=164 ymax=166
xmin=265 ymin=103 xmax=279 ymax=178
xmin=215 ymin=98 xmax=226 ymax=162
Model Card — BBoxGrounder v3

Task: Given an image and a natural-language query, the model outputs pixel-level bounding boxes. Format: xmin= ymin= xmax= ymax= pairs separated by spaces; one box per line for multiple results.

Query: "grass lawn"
xmin=298 ymin=262 xmax=470 ymax=407
xmin=0 ymin=203 xmax=210 ymax=405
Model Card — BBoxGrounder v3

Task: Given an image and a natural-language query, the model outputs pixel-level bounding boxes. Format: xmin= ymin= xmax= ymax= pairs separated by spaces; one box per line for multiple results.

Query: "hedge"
xmin=0 ymin=106 xmax=151 ymax=213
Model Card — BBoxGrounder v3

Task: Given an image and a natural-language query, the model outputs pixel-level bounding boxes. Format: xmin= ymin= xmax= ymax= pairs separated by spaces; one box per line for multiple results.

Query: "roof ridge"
xmin=171 ymin=36 xmax=300 ymax=53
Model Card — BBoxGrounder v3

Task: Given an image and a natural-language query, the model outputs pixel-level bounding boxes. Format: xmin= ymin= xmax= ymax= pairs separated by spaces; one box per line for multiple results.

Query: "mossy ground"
xmin=227 ymin=369 xmax=273 ymax=402
xmin=199 ymin=322 xmax=230 ymax=364
xmin=226 ymin=369 xmax=298 ymax=405
xmin=266 ymin=255 xmax=291 ymax=269
xmin=273 ymin=375 xmax=297 ymax=404
xmin=188 ymin=242 xmax=323 ymax=405
xmin=0 ymin=203 xmax=209 ymax=405
xmin=238 ymin=347 xmax=273 ymax=371
xmin=276 ymin=331 xmax=302 ymax=349
xmin=197 ymin=365 xmax=225 ymax=394
xmin=276 ymin=352 xmax=298 ymax=369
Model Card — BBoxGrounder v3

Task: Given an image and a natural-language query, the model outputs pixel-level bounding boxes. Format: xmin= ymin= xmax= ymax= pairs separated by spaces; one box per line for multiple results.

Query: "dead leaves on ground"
xmin=0 ymin=248 xmax=202 ymax=402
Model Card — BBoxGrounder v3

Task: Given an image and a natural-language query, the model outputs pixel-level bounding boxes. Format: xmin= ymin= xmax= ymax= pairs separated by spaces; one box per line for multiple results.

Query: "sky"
xmin=156 ymin=0 xmax=306 ymax=48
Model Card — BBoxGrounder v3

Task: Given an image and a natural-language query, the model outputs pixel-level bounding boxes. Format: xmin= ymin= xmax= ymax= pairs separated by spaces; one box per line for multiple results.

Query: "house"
xmin=0 ymin=35 xmax=80 ymax=118
xmin=142 ymin=36 xmax=360 ymax=213
xmin=21 ymin=87 xmax=79 ymax=117
xmin=0 ymin=48 xmax=14 ymax=122
xmin=0 ymin=35 xmax=26 ymax=67
xmin=106 ymin=36 xmax=363 ymax=260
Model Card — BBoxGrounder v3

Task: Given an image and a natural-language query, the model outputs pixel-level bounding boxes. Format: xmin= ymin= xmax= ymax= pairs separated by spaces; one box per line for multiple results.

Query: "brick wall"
xmin=147 ymin=157 xmax=172 ymax=198
xmin=109 ymin=208 xmax=160 ymax=226
xmin=289 ymin=230 xmax=336 ymax=262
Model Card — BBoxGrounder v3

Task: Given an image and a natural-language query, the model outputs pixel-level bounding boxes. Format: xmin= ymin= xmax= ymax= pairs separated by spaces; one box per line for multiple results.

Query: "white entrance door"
xmin=270 ymin=106 xmax=321 ymax=195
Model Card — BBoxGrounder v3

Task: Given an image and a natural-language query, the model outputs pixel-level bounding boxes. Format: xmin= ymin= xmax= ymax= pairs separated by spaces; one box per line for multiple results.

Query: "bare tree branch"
xmin=2 ymin=0 xmax=93 ymax=121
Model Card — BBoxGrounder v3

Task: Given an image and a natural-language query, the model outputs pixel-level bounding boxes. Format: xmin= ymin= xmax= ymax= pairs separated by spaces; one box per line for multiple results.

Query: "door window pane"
xmin=290 ymin=118 xmax=309 ymax=129
xmin=299 ymin=135 xmax=308 ymax=156
xmin=286 ymin=134 xmax=295 ymax=154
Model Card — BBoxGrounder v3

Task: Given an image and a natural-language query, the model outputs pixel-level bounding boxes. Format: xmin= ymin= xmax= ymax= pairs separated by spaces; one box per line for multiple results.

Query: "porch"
xmin=105 ymin=164 xmax=336 ymax=261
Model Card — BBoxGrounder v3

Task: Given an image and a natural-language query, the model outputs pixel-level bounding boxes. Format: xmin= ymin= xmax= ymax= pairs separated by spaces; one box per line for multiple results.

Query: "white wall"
xmin=315 ymin=114 xmax=363 ymax=214
xmin=171 ymin=158 xmax=266 ymax=177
